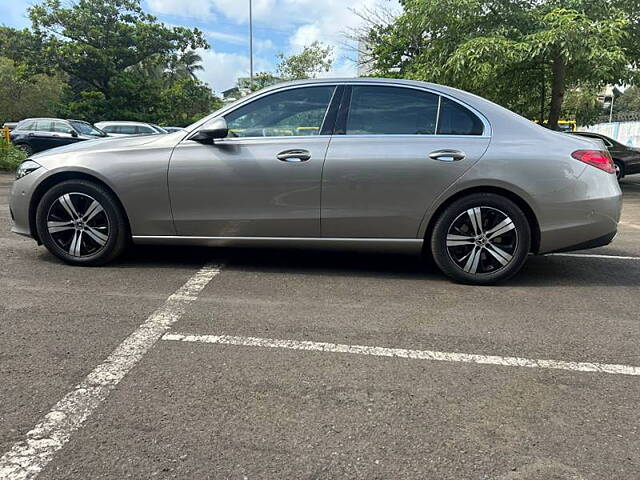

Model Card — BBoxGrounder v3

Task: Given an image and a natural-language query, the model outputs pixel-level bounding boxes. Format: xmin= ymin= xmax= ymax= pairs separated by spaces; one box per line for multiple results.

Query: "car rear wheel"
xmin=35 ymin=180 xmax=128 ymax=266
xmin=614 ymin=160 xmax=624 ymax=180
xmin=430 ymin=193 xmax=531 ymax=285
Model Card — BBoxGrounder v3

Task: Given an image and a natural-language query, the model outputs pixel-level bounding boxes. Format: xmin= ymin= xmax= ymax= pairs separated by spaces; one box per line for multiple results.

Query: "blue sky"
xmin=3 ymin=0 xmax=398 ymax=93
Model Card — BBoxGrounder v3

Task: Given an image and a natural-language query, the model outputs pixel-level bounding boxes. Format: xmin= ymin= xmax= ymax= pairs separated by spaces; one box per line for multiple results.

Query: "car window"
xmin=35 ymin=120 xmax=54 ymax=132
xmin=119 ymin=125 xmax=138 ymax=135
xmin=437 ymin=97 xmax=484 ymax=135
xmin=101 ymin=125 xmax=117 ymax=133
xmin=17 ymin=120 xmax=36 ymax=131
xmin=224 ymin=86 xmax=335 ymax=138
xmin=346 ymin=86 xmax=439 ymax=135
xmin=70 ymin=121 xmax=104 ymax=136
xmin=136 ymin=125 xmax=154 ymax=134
xmin=52 ymin=121 xmax=74 ymax=134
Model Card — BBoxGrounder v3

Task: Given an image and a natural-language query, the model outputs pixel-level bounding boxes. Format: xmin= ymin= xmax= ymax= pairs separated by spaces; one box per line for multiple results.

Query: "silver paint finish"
xmin=9 ymin=77 xmax=622 ymax=257
xmin=168 ymin=136 xmax=330 ymax=237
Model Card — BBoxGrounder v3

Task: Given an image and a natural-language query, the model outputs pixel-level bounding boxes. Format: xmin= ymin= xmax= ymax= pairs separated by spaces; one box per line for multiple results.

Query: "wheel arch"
xmin=423 ymin=186 xmax=541 ymax=254
xmin=29 ymin=171 xmax=131 ymax=244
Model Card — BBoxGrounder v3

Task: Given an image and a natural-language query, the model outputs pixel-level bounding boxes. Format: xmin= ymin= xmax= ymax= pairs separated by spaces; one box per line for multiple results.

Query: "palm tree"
xmin=167 ymin=51 xmax=204 ymax=82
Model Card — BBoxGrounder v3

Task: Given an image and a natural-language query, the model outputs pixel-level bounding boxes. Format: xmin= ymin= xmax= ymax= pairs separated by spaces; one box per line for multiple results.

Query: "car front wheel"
xmin=430 ymin=193 xmax=531 ymax=285
xmin=35 ymin=180 xmax=128 ymax=266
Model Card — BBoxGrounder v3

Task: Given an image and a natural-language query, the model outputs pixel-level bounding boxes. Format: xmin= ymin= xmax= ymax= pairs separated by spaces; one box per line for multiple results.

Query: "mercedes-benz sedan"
xmin=9 ymin=78 xmax=622 ymax=284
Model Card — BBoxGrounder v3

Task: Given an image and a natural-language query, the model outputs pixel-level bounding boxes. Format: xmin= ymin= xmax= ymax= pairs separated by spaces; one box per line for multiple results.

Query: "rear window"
xmin=436 ymin=97 xmax=484 ymax=135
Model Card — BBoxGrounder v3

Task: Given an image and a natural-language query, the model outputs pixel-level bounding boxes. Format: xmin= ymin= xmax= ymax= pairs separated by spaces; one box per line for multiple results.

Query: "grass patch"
xmin=0 ymin=142 xmax=27 ymax=171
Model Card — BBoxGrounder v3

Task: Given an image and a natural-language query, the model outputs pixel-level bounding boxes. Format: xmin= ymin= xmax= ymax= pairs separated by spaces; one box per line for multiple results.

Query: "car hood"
xmin=30 ymin=134 xmax=165 ymax=160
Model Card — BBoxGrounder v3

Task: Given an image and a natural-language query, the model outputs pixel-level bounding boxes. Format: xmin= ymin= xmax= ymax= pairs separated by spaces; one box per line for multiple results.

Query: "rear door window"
xmin=35 ymin=120 xmax=54 ymax=132
xmin=346 ymin=86 xmax=439 ymax=135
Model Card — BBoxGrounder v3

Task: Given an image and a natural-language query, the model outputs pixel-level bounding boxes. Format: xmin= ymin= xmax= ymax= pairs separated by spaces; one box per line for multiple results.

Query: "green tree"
xmin=29 ymin=0 xmax=208 ymax=100
xmin=0 ymin=57 xmax=67 ymax=124
xmin=276 ymin=41 xmax=334 ymax=80
xmin=362 ymin=0 xmax=632 ymax=129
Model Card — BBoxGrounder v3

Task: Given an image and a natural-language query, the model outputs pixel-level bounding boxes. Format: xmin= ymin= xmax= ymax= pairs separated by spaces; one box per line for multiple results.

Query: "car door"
xmin=321 ymin=84 xmax=491 ymax=238
xmin=168 ymin=84 xmax=338 ymax=237
xmin=28 ymin=120 xmax=60 ymax=152
xmin=50 ymin=121 xmax=82 ymax=148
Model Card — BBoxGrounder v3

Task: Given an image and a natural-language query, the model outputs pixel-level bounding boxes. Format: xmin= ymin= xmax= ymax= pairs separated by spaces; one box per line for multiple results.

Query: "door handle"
xmin=277 ymin=149 xmax=311 ymax=162
xmin=429 ymin=149 xmax=466 ymax=162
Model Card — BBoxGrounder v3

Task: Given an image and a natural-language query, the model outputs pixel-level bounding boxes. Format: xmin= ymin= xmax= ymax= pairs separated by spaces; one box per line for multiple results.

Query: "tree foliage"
xmin=0 ymin=57 xmax=68 ymax=124
xmin=0 ymin=0 xmax=221 ymax=126
xmin=361 ymin=0 xmax=635 ymax=128
xmin=276 ymin=41 xmax=334 ymax=80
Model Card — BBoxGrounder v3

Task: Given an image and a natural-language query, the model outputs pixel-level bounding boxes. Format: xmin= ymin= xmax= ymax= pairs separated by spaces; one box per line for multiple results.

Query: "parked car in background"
xmin=9 ymin=118 xmax=106 ymax=155
xmin=163 ymin=126 xmax=186 ymax=133
xmin=570 ymin=131 xmax=640 ymax=180
xmin=2 ymin=122 xmax=18 ymax=131
xmin=94 ymin=121 xmax=168 ymax=136
xmin=10 ymin=78 xmax=622 ymax=284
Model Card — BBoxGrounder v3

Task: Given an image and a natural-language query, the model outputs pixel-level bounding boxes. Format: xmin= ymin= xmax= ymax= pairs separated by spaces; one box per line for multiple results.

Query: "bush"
xmin=0 ymin=142 xmax=27 ymax=171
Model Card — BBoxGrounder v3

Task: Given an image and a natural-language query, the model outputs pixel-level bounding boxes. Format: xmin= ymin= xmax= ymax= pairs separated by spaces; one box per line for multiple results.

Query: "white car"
xmin=94 ymin=121 xmax=168 ymax=137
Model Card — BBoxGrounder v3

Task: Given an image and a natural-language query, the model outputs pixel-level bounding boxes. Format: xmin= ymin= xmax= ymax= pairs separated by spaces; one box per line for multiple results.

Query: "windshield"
xmin=70 ymin=121 xmax=106 ymax=137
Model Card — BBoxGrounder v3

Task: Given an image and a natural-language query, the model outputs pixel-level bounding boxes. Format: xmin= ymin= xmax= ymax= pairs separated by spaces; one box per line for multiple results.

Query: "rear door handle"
xmin=429 ymin=149 xmax=466 ymax=162
xmin=277 ymin=149 xmax=311 ymax=162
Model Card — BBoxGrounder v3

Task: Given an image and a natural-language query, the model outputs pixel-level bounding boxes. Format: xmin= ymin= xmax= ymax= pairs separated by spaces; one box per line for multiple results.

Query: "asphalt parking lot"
xmin=1 ymin=172 xmax=639 ymax=479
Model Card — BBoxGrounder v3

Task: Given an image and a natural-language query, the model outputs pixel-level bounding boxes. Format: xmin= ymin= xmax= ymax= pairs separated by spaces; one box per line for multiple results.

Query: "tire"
xmin=614 ymin=160 xmax=624 ymax=180
xmin=35 ymin=180 xmax=128 ymax=266
xmin=430 ymin=193 xmax=531 ymax=285
xmin=16 ymin=143 xmax=33 ymax=156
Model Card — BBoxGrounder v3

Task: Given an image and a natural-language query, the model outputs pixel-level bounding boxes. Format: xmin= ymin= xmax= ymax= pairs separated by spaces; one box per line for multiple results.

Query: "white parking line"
xmin=549 ymin=253 xmax=640 ymax=260
xmin=620 ymin=221 xmax=640 ymax=230
xmin=0 ymin=264 xmax=222 ymax=480
xmin=162 ymin=333 xmax=640 ymax=377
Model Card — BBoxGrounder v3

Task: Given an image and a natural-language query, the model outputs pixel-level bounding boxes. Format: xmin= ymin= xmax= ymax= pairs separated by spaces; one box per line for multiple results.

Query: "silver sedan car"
xmin=9 ymin=78 xmax=622 ymax=284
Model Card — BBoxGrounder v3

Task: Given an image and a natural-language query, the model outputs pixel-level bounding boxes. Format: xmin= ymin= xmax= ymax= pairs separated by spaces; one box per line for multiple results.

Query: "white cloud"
xmin=146 ymin=0 xmax=214 ymax=19
xmin=197 ymin=49 xmax=274 ymax=92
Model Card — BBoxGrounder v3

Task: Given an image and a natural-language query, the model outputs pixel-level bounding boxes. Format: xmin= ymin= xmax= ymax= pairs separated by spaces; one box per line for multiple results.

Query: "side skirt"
xmin=131 ymin=236 xmax=424 ymax=254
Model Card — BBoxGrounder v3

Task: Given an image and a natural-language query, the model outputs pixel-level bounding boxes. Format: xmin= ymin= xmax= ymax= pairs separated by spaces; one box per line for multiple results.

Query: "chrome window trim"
xmin=186 ymin=80 xmax=493 ymax=140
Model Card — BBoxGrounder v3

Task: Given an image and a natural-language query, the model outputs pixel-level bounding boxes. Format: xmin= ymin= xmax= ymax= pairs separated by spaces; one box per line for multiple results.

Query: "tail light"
xmin=571 ymin=150 xmax=616 ymax=174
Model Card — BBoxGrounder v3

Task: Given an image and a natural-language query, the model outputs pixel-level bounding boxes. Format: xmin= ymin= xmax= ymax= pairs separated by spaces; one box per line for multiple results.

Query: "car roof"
xmin=96 ymin=121 xmax=154 ymax=126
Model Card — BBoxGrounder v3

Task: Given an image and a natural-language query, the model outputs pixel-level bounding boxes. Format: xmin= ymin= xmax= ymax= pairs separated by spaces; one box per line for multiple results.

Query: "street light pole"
xmin=249 ymin=0 xmax=254 ymax=91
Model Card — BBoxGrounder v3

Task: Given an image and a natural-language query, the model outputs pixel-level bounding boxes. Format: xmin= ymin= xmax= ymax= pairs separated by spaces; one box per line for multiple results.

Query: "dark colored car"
xmin=10 ymin=118 xmax=107 ymax=155
xmin=571 ymin=131 xmax=640 ymax=180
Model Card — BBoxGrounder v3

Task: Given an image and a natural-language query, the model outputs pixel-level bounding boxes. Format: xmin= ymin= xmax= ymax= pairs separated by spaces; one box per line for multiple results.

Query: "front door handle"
xmin=277 ymin=149 xmax=311 ymax=162
xmin=429 ymin=149 xmax=466 ymax=162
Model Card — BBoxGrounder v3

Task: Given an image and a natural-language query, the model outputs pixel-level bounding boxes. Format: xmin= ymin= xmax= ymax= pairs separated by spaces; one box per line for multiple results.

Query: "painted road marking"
xmin=162 ymin=333 xmax=640 ymax=377
xmin=620 ymin=221 xmax=640 ymax=230
xmin=549 ymin=253 xmax=640 ymax=260
xmin=0 ymin=264 xmax=222 ymax=480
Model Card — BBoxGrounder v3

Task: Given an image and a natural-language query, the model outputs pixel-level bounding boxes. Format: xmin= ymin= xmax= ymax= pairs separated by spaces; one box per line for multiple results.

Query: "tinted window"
xmin=52 ymin=121 xmax=74 ymax=134
xmin=35 ymin=120 xmax=54 ymax=132
xmin=119 ymin=125 xmax=138 ymax=135
xmin=71 ymin=121 xmax=103 ymax=136
xmin=225 ymin=86 xmax=335 ymax=137
xmin=346 ymin=86 xmax=439 ymax=135
xmin=100 ymin=125 xmax=117 ymax=133
xmin=136 ymin=125 xmax=155 ymax=134
xmin=436 ymin=97 xmax=483 ymax=135
xmin=17 ymin=120 xmax=36 ymax=131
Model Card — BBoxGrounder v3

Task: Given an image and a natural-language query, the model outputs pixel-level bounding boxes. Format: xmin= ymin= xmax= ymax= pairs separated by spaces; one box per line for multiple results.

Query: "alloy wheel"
xmin=445 ymin=206 xmax=518 ymax=275
xmin=46 ymin=192 xmax=110 ymax=257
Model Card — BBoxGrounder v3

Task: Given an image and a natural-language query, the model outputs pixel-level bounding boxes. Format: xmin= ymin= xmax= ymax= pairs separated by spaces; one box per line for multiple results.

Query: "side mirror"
xmin=190 ymin=118 xmax=228 ymax=143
